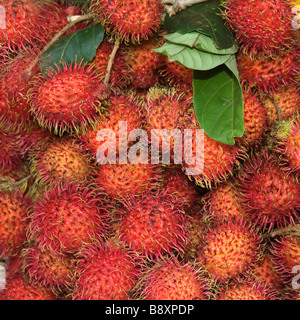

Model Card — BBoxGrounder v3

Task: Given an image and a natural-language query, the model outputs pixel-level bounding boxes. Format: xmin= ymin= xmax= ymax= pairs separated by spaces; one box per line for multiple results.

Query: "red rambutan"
xmin=197 ymin=218 xmax=263 ymax=282
xmin=28 ymin=62 xmax=103 ymax=135
xmin=236 ymin=47 xmax=300 ymax=93
xmin=223 ymin=0 xmax=297 ymax=58
xmin=0 ymin=276 xmax=56 ymax=300
xmin=115 ymin=191 xmax=188 ymax=259
xmin=238 ymin=150 xmax=300 ymax=230
xmin=0 ymin=190 xmax=31 ymax=257
xmin=136 ymin=257 xmax=210 ymax=300
xmin=22 ymin=246 xmax=75 ymax=295
xmin=27 ymin=182 xmax=109 ymax=254
xmin=72 ymin=242 xmax=140 ymax=300
xmin=216 ymin=277 xmax=278 ymax=300
xmin=29 ymin=135 xmax=93 ymax=187
xmin=90 ymin=0 xmax=163 ymax=43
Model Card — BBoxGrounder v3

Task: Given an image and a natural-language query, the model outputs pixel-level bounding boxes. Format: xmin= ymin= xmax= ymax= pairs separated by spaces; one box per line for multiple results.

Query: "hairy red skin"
xmin=0 ymin=0 xmax=43 ymax=50
xmin=238 ymin=150 xmax=300 ymax=231
xmin=197 ymin=218 xmax=263 ymax=282
xmin=0 ymin=190 xmax=31 ymax=257
xmin=271 ymin=235 xmax=300 ymax=284
xmin=28 ymin=62 xmax=103 ymax=135
xmin=29 ymin=135 xmax=93 ymax=187
xmin=72 ymin=242 xmax=140 ymax=300
xmin=137 ymin=257 xmax=211 ymax=300
xmin=216 ymin=277 xmax=278 ymax=300
xmin=90 ymin=0 xmax=164 ymax=42
xmin=237 ymin=47 xmax=300 ymax=93
xmin=276 ymin=119 xmax=300 ymax=173
xmin=22 ymin=247 xmax=75 ymax=295
xmin=116 ymin=191 xmax=189 ymax=259
xmin=223 ymin=0 xmax=297 ymax=58
xmin=79 ymin=92 xmax=145 ymax=158
xmin=0 ymin=276 xmax=55 ymax=300
xmin=27 ymin=182 xmax=109 ymax=254
xmin=182 ymin=110 xmax=245 ymax=188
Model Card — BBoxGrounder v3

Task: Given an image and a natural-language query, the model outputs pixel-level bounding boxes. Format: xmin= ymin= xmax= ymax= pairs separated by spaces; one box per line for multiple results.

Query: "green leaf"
xmin=164 ymin=32 xmax=238 ymax=55
xmin=193 ymin=63 xmax=244 ymax=145
xmin=40 ymin=24 xmax=105 ymax=73
xmin=164 ymin=1 xmax=235 ymax=49
xmin=153 ymin=41 xmax=231 ymax=71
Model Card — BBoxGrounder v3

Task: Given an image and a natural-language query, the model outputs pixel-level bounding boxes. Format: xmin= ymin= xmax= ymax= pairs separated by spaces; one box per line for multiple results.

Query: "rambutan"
xmin=136 ymin=257 xmax=210 ymax=300
xmin=0 ymin=0 xmax=43 ymax=50
xmin=159 ymin=58 xmax=193 ymax=86
xmin=238 ymin=150 xmax=300 ymax=230
xmin=202 ymin=180 xmax=247 ymax=221
xmin=29 ymin=135 xmax=93 ymax=187
xmin=216 ymin=277 xmax=278 ymax=300
xmin=146 ymin=86 xmax=192 ymax=164
xmin=27 ymin=182 xmax=109 ymax=254
xmin=124 ymin=38 xmax=163 ymax=90
xmin=22 ymin=246 xmax=75 ymax=295
xmin=236 ymin=47 xmax=300 ymax=93
xmin=28 ymin=62 xmax=103 ymax=135
xmin=116 ymin=191 xmax=188 ymax=259
xmin=0 ymin=190 xmax=31 ymax=257
xmin=251 ymin=250 xmax=285 ymax=294
xmin=72 ymin=242 xmax=140 ymax=300
xmin=94 ymin=160 xmax=163 ymax=201
xmin=236 ymin=87 xmax=268 ymax=147
xmin=0 ymin=276 xmax=55 ymax=300
xmin=197 ymin=218 xmax=262 ymax=282
xmin=262 ymin=85 xmax=300 ymax=126
xmin=90 ymin=0 xmax=163 ymax=43
xmin=91 ymin=39 xmax=132 ymax=88
xmin=271 ymin=235 xmax=300 ymax=284
xmin=79 ymin=92 xmax=145 ymax=159
xmin=223 ymin=0 xmax=297 ymax=58
xmin=162 ymin=165 xmax=199 ymax=210
xmin=0 ymin=49 xmax=39 ymax=130
xmin=276 ymin=118 xmax=300 ymax=173
xmin=182 ymin=111 xmax=244 ymax=188
xmin=0 ymin=127 xmax=23 ymax=171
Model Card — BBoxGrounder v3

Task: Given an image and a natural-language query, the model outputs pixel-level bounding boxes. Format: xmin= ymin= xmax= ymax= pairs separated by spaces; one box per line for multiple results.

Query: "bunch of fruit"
xmin=0 ymin=0 xmax=299 ymax=300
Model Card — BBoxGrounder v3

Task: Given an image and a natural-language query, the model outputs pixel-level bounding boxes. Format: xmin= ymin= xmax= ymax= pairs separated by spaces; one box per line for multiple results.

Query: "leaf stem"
xmin=26 ymin=13 xmax=94 ymax=77
xmin=268 ymin=95 xmax=282 ymax=121
xmin=0 ymin=174 xmax=32 ymax=190
xmin=103 ymin=37 xmax=121 ymax=86
xmin=263 ymin=224 xmax=300 ymax=238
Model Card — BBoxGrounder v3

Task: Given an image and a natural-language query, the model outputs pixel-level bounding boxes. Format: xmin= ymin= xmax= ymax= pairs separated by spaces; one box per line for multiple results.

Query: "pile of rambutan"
xmin=0 ymin=0 xmax=299 ymax=301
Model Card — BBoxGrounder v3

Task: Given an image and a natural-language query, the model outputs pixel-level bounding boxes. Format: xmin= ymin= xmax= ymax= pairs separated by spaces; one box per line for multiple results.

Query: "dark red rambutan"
xmin=28 ymin=62 xmax=103 ymax=135
xmin=238 ymin=150 xmax=300 ymax=231
xmin=27 ymin=182 xmax=109 ymax=254
xmin=115 ymin=191 xmax=189 ymax=259
xmin=72 ymin=241 xmax=140 ymax=300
